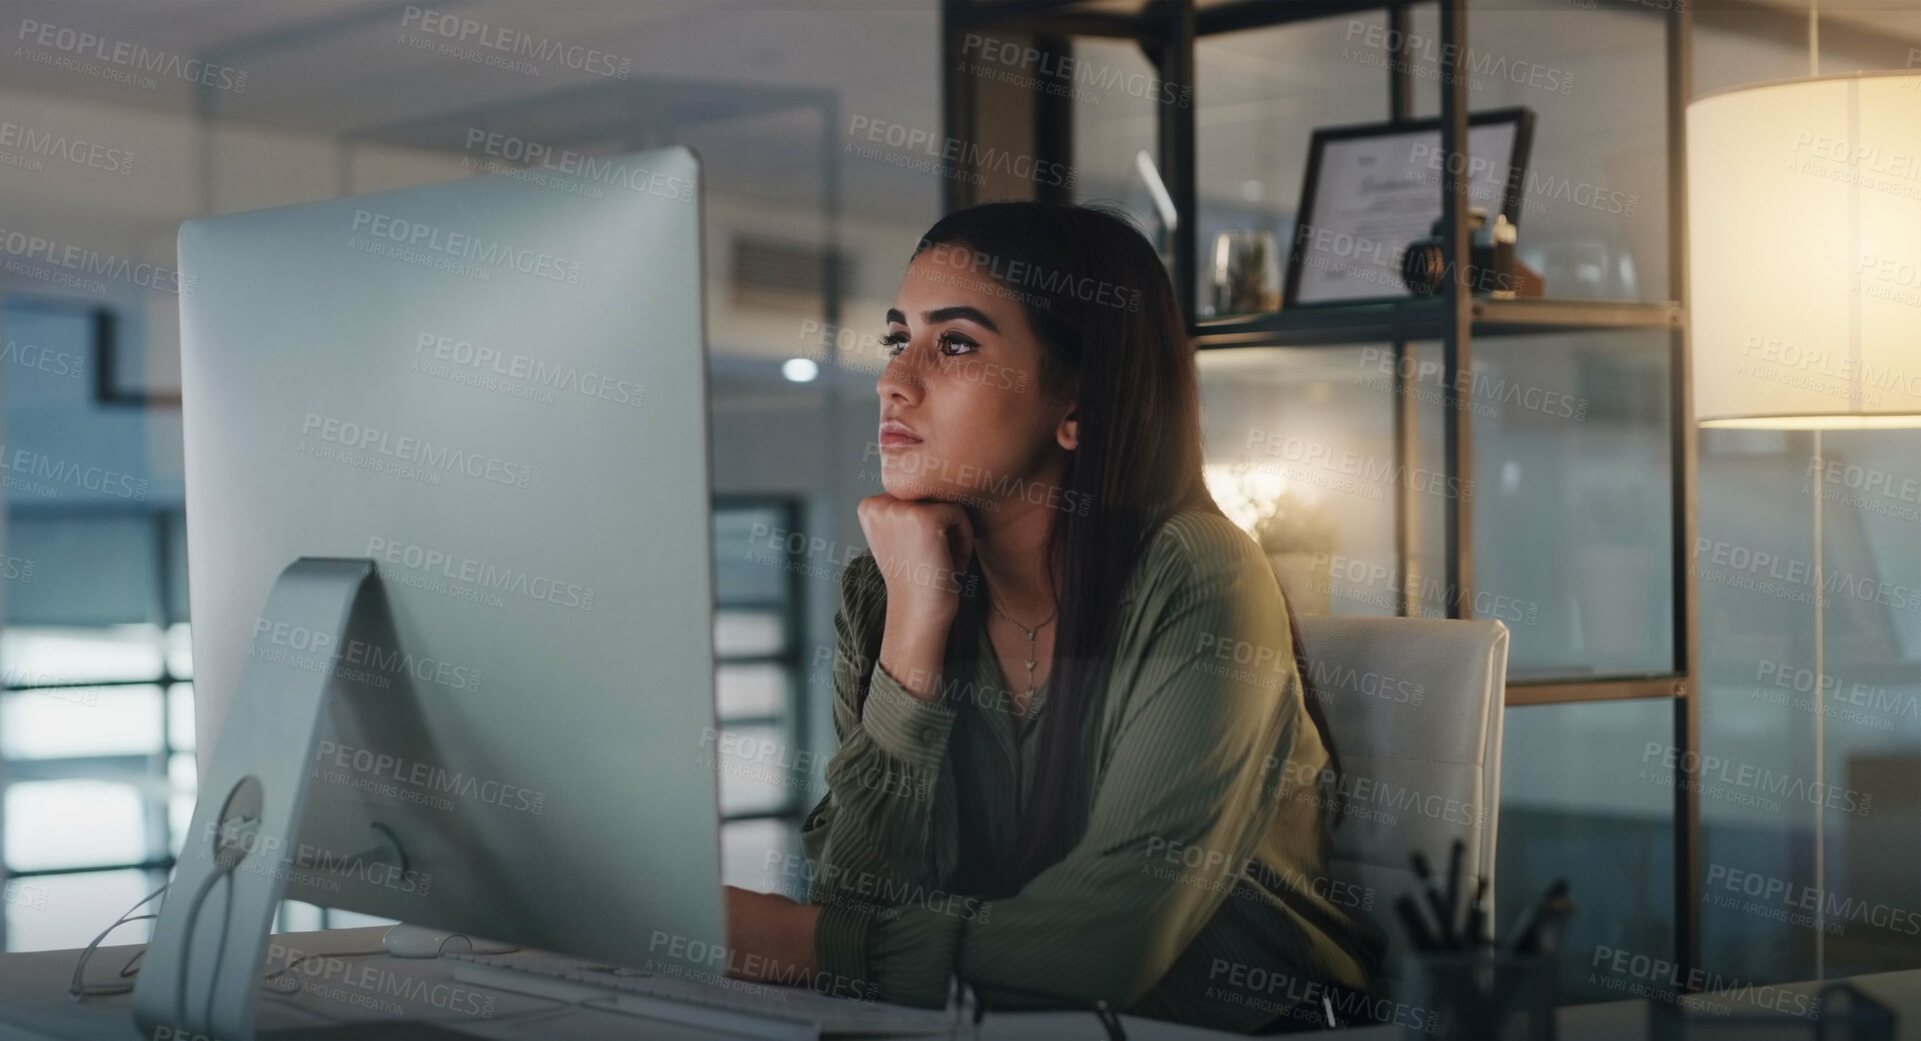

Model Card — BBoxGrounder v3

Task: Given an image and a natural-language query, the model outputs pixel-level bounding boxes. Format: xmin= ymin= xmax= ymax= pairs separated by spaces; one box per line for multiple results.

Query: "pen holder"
xmin=1400 ymin=950 xmax=1558 ymax=1041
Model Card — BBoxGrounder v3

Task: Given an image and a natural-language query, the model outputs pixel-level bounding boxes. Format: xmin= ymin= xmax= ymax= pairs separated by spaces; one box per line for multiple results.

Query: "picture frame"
xmin=1284 ymin=107 xmax=1535 ymax=308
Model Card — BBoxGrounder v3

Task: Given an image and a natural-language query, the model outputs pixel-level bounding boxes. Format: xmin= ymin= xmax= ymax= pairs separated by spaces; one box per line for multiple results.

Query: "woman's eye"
xmin=937 ymin=332 xmax=978 ymax=356
xmin=881 ymin=333 xmax=908 ymax=357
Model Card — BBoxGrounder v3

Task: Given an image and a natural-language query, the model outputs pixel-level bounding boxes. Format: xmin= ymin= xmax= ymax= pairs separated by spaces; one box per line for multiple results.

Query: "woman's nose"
xmin=876 ymin=353 xmax=922 ymax=403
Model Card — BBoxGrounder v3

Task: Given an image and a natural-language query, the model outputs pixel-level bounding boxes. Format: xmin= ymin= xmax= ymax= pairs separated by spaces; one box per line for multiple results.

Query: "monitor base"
xmin=133 ymin=557 xmax=384 ymax=1041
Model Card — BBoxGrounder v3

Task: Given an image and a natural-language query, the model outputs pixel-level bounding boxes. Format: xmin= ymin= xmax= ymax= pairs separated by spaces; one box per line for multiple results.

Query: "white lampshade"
xmin=1688 ymin=74 xmax=1921 ymax=429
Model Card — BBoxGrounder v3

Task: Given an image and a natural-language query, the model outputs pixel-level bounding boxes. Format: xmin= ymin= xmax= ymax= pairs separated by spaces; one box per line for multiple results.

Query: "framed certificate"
xmin=1284 ymin=107 xmax=1534 ymax=307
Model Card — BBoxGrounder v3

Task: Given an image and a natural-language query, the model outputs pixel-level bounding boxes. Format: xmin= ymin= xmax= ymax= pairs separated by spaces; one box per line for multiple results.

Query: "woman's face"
xmin=875 ymin=246 xmax=1076 ymax=508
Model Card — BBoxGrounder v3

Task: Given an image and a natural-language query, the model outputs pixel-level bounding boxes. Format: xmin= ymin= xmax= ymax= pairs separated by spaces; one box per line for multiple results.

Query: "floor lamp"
xmin=1688 ymin=72 xmax=1921 ymax=978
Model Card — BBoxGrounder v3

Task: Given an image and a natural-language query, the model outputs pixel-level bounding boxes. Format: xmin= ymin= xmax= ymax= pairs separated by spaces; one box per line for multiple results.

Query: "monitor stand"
xmin=133 ymin=557 xmax=401 ymax=1041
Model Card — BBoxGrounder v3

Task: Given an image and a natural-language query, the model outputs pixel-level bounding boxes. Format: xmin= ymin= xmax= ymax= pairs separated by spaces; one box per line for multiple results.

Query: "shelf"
xmin=1194 ymin=297 xmax=1683 ymax=350
xmin=951 ymin=4 xmax=1151 ymax=40
xmin=1197 ymin=0 xmax=1397 ymax=35
xmin=954 ymin=0 xmax=1399 ymax=37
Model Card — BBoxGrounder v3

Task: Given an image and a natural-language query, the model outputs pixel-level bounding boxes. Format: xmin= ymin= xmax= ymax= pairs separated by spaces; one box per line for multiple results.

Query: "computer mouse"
xmin=381 ymin=923 xmax=517 ymax=959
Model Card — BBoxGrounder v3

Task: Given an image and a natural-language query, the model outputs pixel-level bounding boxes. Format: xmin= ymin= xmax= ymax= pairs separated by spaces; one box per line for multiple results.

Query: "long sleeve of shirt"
xmin=799 ymin=552 xmax=965 ymax=921
xmin=800 ymin=510 xmax=1382 ymax=1033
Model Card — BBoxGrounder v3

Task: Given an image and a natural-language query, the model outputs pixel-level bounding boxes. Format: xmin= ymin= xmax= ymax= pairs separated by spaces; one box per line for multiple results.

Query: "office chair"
xmin=1292 ymin=614 xmax=1510 ymax=991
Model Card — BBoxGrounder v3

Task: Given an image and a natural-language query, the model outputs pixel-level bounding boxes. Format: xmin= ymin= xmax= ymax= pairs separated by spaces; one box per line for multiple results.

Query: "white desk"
xmin=0 ymin=928 xmax=1236 ymax=1041
xmin=3 ymin=927 xmax=1916 ymax=1040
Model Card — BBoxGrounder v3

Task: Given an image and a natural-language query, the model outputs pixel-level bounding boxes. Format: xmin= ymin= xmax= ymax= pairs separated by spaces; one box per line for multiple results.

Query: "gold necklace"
xmin=988 ymin=598 xmax=1056 ymax=703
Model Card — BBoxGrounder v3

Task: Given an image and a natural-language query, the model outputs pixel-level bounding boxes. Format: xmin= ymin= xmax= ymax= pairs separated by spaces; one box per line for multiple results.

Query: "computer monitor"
xmin=163 ymin=147 xmax=719 ymax=982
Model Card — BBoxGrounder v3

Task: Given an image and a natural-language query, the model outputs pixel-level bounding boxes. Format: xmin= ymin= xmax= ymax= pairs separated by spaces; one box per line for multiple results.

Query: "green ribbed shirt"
xmin=801 ymin=509 xmax=1385 ymax=1034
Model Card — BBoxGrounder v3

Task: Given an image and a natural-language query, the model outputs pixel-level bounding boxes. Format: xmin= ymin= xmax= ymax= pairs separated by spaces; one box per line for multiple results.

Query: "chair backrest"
xmin=1293 ymin=615 xmax=1509 ymax=987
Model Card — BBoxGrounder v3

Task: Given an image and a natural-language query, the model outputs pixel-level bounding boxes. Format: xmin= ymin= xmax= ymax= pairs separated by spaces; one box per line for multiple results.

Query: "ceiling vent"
xmin=729 ymin=235 xmax=852 ymax=309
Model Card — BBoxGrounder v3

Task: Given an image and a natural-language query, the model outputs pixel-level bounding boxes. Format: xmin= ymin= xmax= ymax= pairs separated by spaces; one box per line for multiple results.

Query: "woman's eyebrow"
xmin=883 ymin=305 xmax=1000 ymax=334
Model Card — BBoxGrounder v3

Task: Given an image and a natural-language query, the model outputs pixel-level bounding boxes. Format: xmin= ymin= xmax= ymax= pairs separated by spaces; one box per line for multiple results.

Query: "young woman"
xmin=725 ymin=202 xmax=1384 ymax=1034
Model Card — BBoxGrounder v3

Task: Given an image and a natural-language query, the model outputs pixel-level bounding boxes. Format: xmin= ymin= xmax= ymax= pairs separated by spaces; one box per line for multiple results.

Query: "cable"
xmin=69 ymin=915 xmax=160 ymax=998
xmin=71 ymin=885 xmax=371 ymax=1002
xmin=173 ymin=859 xmax=238 ymax=1030
xmin=68 ymin=882 xmax=168 ymax=1000
xmin=70 ymin=840 xmax=409 ymax=1011
xmin=202 ymin=865 xmax=237 ymax=1028
xmin=74 ymin=860 xmax=456 ymax=1032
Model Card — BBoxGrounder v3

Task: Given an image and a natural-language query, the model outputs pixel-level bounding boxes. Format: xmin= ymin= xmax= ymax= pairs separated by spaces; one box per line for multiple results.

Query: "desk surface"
xmin=3 ymin=927 xmax=1918 ymax=1041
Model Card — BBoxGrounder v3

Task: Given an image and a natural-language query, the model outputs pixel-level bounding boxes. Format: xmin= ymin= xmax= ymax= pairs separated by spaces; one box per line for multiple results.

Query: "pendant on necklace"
xmin=989 ymin=599 xmax=1053 ymax=709
xmin=1023 ymin=633 xmax=1037 ymax=696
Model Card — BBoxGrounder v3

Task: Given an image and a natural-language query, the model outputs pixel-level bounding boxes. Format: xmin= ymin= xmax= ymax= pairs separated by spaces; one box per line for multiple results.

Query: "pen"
xmin=1505 ymin=878 xmax=1570 ymax=954
xmin=1444 ymin=841 xmax=1459 ymax=944
xmin=1410 ymin=851 xmax=1457 ymax=949
xmin=1463 ymin=877 xmax=1488 ymax=950
xmin=1443 ymin=840 xmax=1465 ymax=949
xmin=1533 ymin=893 xmax=1574 ymax=956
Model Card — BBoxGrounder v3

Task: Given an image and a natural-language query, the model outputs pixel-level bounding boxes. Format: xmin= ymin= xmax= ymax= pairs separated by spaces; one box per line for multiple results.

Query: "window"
xmin=1 ymin=513 xmax=185 ymax=952
xmin=711 ymin=498 xmax=812 ymax=887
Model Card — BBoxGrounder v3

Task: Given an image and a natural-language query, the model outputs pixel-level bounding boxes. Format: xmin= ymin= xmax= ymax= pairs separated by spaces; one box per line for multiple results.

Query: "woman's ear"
xmin=1056 ymin=404 xmax=1078 ymax=452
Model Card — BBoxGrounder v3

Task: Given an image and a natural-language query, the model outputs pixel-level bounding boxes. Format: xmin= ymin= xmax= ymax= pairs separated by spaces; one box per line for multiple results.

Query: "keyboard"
xmin=445 ymin=950 xmax=957 ymax=1040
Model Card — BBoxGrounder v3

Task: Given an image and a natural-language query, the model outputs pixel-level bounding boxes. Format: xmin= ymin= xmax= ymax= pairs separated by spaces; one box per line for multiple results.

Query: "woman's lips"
xmin=879 ymin=420 xmax=923 ymax=448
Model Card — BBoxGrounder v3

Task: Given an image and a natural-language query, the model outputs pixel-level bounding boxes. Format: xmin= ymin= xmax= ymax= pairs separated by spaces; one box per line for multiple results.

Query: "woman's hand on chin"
xmin=723 ymin=885 xmax=823 ymax=983
xmin=856 ymin=494 xmax=975 ymax=624
xmin=858 ymin=494 xmax=973 ymax=703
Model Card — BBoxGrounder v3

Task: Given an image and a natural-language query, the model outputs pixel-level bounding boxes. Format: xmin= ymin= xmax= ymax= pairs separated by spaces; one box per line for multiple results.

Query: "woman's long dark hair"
xmin=910 ymin=202 xmax=1343 ymax=897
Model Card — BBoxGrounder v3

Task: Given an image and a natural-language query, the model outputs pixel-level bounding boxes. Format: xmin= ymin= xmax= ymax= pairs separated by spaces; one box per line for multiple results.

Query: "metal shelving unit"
xmin=943 ymin=0 xmax=1702 ymax=987
xmin=1195 ymin=297 xmax=1684 ymax=350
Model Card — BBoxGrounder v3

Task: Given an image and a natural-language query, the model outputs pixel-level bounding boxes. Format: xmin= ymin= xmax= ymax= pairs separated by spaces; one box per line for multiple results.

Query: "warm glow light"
xmin=1700 ymin=415 xmax=1921 ymax=430
xmin=1203 ymin=463 xmax=1279 ymax=534
xmin=1687 ymin=74 xmax=1921 ymax=427
xmin=1203 ymin=462 xmax=1323 ymax=535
